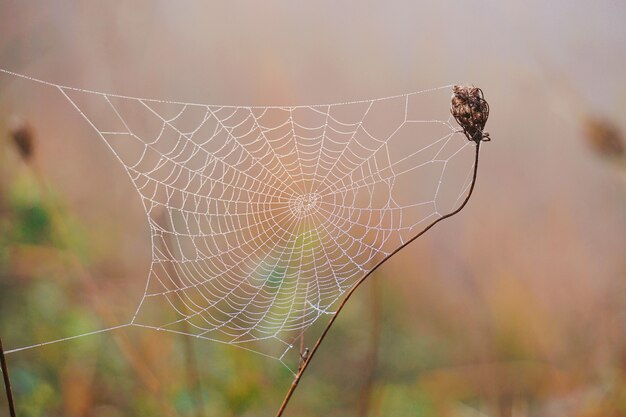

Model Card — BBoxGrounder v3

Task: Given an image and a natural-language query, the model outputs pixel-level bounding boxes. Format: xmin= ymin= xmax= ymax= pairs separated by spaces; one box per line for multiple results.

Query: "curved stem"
xmin=275 ymin=142 xmax=482 ymax=417
xmin=1 ymin=336 xmax=17 ymax=417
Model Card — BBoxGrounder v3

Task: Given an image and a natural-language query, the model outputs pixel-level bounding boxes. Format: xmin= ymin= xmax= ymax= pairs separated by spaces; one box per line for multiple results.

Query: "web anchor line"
xmin=0 ymin=68 xmax=482 ymax=374
xmin=4 ymin=324 xmax=133 ymax=355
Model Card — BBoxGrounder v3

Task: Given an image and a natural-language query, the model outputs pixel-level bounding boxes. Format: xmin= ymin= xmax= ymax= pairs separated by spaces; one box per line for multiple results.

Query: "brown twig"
xmin=0 ymin=336 xmax=17 ymax=417
xmin=275 ymin=142 xmax=482 ymax=417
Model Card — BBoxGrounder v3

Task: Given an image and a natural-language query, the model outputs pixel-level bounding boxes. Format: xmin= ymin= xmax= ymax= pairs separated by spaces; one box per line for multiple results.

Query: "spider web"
xmin=1 ymin=70 xmax=477 ymax=371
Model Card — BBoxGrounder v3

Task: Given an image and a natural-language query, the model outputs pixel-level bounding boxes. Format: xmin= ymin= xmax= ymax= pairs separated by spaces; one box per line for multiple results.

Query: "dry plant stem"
xmin=180 ymin=324 xmax=206 ymax=417
xmin=161 ymin=218 xmax=207 ymax=417
xmin=275 ymin=142 xmax=482 ymax=417
xmin=0 ymin=336 xmax=17 ymax=417
xmin=356 ymin=278 xmax=381 ymax=417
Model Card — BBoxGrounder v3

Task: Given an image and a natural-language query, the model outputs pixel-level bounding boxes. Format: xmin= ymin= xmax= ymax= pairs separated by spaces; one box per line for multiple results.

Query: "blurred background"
xmin=1 ymin=1 xmax=626 ymax=416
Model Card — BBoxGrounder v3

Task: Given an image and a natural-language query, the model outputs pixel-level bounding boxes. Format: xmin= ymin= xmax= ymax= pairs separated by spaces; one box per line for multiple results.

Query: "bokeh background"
xmin=1 ymin=1 xmax=626 ymax=416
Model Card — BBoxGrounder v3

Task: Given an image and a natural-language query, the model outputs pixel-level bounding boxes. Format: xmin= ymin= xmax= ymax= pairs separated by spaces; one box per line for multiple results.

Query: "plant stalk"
xmin=275 ymin=142 xmax=482 ymax=417
xmin=0 ymin=336 xmax=17 ymax=417
xmin=356 ymin=278 xmax=381 ymax=417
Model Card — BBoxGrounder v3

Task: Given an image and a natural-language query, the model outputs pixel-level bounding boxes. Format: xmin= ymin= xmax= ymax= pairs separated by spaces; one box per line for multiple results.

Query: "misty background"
xmin=1 ymin=1 xmax=626 ymax=416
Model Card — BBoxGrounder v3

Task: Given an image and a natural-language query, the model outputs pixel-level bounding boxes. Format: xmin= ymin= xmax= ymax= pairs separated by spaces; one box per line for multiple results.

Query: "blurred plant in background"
xmin=0 ymin=119 xmax=296 ymax=417
xmin=583 ymin=117 xmax=626 ymax=185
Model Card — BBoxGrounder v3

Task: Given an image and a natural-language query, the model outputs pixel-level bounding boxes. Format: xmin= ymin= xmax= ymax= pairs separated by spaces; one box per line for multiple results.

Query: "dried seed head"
xmin=583 ymin=117 xmax=624 ymax=159
xmin=9 ymin=116 xmax=35 ymax=161
xmin=451 ymin=85 xmax=490 ymax=142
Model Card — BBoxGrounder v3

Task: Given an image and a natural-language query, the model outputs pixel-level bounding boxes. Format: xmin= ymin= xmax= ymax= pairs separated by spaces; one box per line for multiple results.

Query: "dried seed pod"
xmin=583 ymin=117 xmax=624 ymax=159
xmin=9 ymin=117 xmax=35 ymax=161
xmin=451 ymin=85 xmax=491 ymax=142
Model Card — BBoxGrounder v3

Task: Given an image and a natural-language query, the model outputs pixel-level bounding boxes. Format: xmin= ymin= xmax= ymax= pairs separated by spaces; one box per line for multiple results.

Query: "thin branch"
xmin=1 ymin=336 xmax=17 ymax=417
xmin=275 ymin=142 xmax=482 ymax=417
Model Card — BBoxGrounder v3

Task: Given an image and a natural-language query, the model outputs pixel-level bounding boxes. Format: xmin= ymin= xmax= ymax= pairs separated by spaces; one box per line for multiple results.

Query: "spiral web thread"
xmin=0 ymin=69 xmax=477 ymax=372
